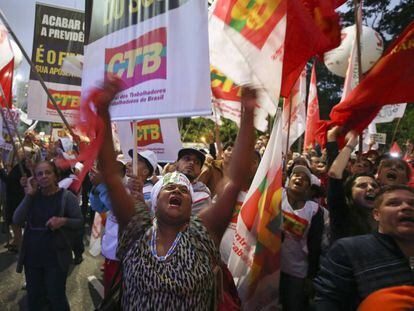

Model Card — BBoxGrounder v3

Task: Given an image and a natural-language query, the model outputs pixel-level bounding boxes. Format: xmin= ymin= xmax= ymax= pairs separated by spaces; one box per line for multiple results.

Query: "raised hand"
xmin=240 ymin=86 xmax=258 ymax=111
xmin=127 ymin=174 xmax=145 ymax=204
xmin=327 ymin=126 xmax=343 ymax=142
xmin=21 ymin=176 xmax=38 ymax=196
xmin=345 ymin=130 xmax=358 ymax=149
xmin=94 ymin=75 xmax=123 ymax=115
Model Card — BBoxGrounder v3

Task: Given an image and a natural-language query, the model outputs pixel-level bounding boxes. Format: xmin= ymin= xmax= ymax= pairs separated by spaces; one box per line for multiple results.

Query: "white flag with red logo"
xmin=0 ymin=24 xmax=14 ymax=108
xmin=304 ymin=64 xmax=320 ymax=149
xmin=211 ymin=66 xmax=269 ymax=132
xmin=209 ymin=0 xmax=287 ymax=125
xmin=282 ymin=68 xmax=306 ymax=149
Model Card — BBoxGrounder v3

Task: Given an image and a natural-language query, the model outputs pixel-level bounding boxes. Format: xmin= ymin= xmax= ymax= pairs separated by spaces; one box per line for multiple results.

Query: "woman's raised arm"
xmin=199 ymin=87 xmax=256 ymax=245
xmin=95 ymin=78 xmax=136 ymax=230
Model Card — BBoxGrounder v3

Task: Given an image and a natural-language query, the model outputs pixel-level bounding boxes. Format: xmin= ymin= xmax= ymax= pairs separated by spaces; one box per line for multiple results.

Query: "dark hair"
xmin=353 ymin=156 xmax=374 ymax=172
xmin=343 ymin=173 xmax=379 ymax=207
xmin=34 ymin=160 xmax=60 ymax=180
xmin=343 ymin=173 xmax=380 ymax=236
xmin=223 ymin=142 xmax=234 ymax=151
xmin=374 ymin=184 xmax=414 ymax=209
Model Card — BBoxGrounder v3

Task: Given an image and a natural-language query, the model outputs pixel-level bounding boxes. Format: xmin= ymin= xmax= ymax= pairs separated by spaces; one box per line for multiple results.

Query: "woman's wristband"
xmin=344 ymin=145 xmax=355 ymax=152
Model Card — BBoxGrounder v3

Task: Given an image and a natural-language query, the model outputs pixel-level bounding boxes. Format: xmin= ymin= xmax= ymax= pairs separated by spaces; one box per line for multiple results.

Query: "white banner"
xmin=83 ymin=0 xmax=210 ymax=121
xmin=373 ymin=103 xmax=407 ymax=123
xmin=209 ymin=0 xmax=287 ymax=119
xmin=116 ymin=118 xmax=182 ymax=163
xmin=28 ymin=80 xmax=81 ymax=123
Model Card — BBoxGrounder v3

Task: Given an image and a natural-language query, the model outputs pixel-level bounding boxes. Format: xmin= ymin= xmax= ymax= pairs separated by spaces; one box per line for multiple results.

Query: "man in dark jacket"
xmin=314 ymin=184 xmax=414 ymax=310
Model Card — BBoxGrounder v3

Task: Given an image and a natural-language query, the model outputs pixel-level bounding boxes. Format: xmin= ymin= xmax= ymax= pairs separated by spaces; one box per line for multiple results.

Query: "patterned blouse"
xmin=117 ymin=202 xmax=220 ymax=310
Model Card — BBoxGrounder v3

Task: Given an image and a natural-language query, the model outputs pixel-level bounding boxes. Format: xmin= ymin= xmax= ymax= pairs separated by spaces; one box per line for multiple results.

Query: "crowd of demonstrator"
xmin=0 ymin=83 xmax=413 ymax=310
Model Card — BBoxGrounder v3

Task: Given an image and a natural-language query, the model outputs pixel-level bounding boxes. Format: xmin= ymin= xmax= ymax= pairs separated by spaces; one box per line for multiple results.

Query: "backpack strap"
xmin=60 ymin=189 xmax=69 ymax=217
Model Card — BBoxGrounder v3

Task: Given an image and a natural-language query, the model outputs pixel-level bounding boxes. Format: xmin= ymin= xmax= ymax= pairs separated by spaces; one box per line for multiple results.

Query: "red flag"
xmin=0 ymin=25 xmax=14 ymax=108
xmin=280 ymin=0 xmax=341 ymax=97
xmin=304 ymin=63 xmax=321 ymax=149
xmin=317 ymin=22 xmax=414 ymax=147
xmin=390 ymin=142 xmax=402 ymax=155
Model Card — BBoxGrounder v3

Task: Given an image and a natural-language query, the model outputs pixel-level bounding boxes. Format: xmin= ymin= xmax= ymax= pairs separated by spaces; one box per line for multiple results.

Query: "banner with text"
xmin=27 ymin=3 xmax=84 ymax=123
xmin=115 ymin=118 xmax=182 ymax=163
xmin=373 ymin=103 xmax=407 ymax=123
xmin=83 ymin=0 xmax=210 ymax=121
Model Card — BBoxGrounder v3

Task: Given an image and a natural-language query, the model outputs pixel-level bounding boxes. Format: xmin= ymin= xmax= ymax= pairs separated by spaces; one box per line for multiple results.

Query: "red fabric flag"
xmin=390 ymin=142 xmax=402 ymax=155
xmin=280 ymin=0 xmax=341 ymax=97
xmin=0 ymin=60 xmax=14 ymax=108
xmin=304 ymin=63 xmax=321 ymax=149
xmin=0 ymin=25 xmax=14 ymax=108
xmin=317 ymin=22 xmax=414 ymax=146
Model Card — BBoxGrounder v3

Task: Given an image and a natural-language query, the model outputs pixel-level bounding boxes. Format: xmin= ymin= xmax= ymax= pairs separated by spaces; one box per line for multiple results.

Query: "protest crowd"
xmin=0 ymin=0 xmax=414 ymax=310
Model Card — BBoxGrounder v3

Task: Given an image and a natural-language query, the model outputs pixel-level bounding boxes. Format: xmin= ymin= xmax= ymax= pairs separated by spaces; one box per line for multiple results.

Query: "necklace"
xmin=150 ymin=219 xmax=183 ymax=262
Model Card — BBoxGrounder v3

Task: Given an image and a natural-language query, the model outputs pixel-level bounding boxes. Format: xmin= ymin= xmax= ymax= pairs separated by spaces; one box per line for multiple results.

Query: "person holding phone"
xmin=14 ymin=160 xmax=83 ymax=311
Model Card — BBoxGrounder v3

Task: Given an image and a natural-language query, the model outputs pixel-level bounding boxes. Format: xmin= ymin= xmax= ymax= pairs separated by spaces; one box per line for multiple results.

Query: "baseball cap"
xmin=291 ymin=165 xmax=312 ymax=183
xmin=128 ymin=149 xmax=158 ymax=176
xmin=177 ymin=148 xmax=206 ymax=166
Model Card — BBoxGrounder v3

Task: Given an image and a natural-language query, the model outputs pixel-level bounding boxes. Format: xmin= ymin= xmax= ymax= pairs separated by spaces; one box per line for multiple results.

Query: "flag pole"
xmin=212 ymin=105 xmax=223 ymax=160
xmin=133 ymin=122 xmax=138 ymax=175
xmin=285 ymin=96 xmax=292 ymax=161
xmin=353 ymin=0 xmax=364 ymax=156
xmin=390 ymin=117 xmax=402 ymax=146
xmin=0 ymin=9 xmax=76 ymax=139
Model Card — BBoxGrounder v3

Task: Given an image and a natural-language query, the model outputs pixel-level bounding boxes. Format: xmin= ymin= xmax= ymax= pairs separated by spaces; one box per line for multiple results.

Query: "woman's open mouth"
xmin=398 ymin=216 xmax=414 ymax=227
xmin=364 ymin=193 xmax=376 ymax=201
xmin=169 ymin=196 xmax=182 ymax=208
xmin=386 ymin=170 xmax=398 ymax=181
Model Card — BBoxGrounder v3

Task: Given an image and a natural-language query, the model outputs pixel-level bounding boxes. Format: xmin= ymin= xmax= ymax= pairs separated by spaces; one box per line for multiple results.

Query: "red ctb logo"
xmin=105 ymin=28 xmax=167 ymax=92
xmin=47 ymin=90 xmax=80 ymax=111
xmin=133 ymin=119 xmax=163 ymax=146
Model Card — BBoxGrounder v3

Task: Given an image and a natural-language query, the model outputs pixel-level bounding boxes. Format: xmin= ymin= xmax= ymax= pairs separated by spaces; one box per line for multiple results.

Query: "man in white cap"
xmin=128 ymin=149 xmax=158 ymax=203
xmin=280 ymin=165 xmax=327 ymax=311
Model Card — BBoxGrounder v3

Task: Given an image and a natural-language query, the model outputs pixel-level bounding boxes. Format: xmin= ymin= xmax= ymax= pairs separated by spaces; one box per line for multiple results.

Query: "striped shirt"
xmin=314 ymin=232 xmax=414 ymax=310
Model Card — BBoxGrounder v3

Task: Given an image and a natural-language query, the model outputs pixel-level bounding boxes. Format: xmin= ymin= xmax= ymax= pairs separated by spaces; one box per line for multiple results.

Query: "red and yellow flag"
xmin=228 ymin=117 xmax=283 ymax=309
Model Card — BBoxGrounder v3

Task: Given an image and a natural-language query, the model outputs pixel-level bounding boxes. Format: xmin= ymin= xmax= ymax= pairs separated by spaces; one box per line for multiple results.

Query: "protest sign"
xmin=116 ymin=118 xmax=182 ymax=163
xmin=83 ymin=0 xmax=210 ymax=120
xmin=27 ymin=3 xmax=84 ymax=123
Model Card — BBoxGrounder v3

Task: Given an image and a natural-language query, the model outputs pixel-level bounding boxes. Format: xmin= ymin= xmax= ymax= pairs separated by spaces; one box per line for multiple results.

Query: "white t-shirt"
xmin=280 ymin=189 xmax=320 ymax=278
xmin=102 ymin=181 xmax=153 ymax=260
